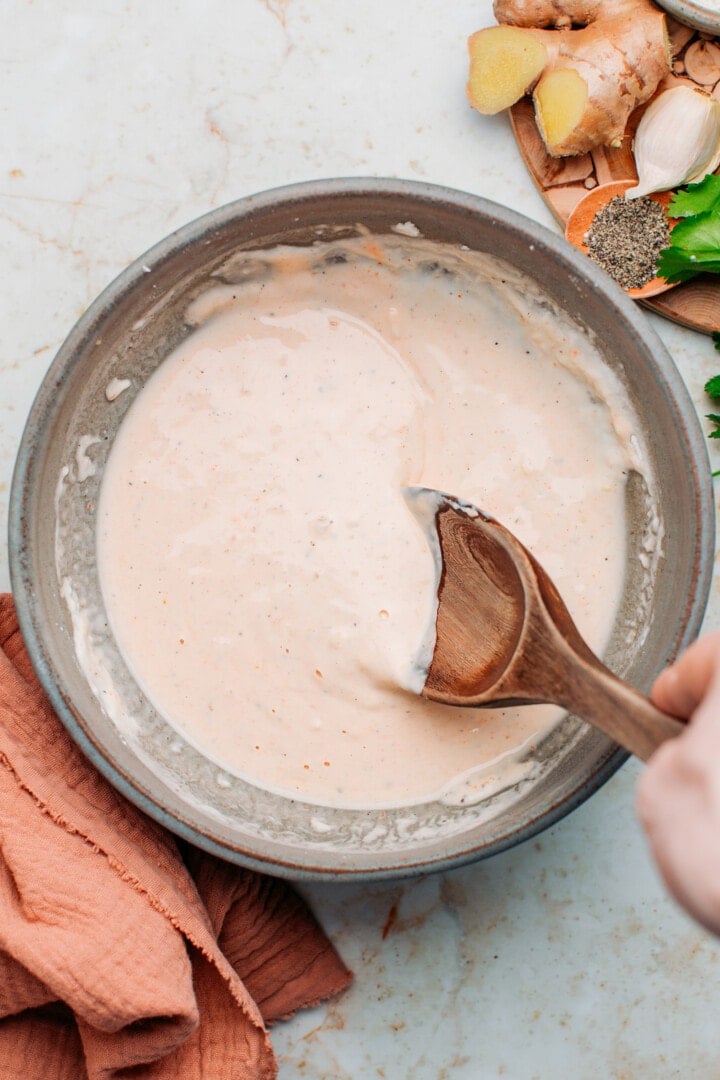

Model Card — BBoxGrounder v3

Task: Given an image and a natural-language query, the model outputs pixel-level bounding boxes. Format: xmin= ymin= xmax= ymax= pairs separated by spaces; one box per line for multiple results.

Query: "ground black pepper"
xmin=584 ymin=195 xmax=671 ymax=291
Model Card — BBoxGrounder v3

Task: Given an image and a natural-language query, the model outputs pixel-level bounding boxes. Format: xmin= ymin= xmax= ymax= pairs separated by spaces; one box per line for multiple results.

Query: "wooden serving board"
xmin=510 ymin=18 xmax=720 ymax=335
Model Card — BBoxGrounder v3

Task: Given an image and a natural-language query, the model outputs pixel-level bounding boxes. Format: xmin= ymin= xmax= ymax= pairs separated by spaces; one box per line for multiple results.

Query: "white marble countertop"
xmin=3 ymin=2 xmax=720 ymax=1077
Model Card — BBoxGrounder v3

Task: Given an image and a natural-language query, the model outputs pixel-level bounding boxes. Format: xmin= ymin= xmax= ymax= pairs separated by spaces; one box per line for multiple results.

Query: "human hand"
xmin=636 ymin=631 xmax=720 ymax=935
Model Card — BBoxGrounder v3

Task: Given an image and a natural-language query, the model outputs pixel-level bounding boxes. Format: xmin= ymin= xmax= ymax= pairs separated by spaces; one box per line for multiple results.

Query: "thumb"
xmin=651 ymin=631 xmax=720 ymax=720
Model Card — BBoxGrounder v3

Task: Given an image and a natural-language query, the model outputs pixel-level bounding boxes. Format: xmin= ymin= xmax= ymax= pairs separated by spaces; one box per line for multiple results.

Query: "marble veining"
xmin=2 ymin=2 xmax=720 ymax=1077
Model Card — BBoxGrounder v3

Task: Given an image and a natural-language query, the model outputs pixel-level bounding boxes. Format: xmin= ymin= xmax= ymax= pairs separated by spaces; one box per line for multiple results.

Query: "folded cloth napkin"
xmin=0 ymin=595 xmax=351 ymax=1079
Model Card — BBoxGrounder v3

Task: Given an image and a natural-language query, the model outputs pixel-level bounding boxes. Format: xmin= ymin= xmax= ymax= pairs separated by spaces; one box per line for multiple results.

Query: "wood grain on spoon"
xmin=408 ymin=488 xmax=684 ymax=762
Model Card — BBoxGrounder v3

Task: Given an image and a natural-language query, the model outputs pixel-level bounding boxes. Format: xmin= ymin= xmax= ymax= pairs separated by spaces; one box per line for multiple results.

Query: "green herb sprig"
xmin=704 ymin=333 xmax=720 ymax=476
xmin=657 ymin=174 xmax=720 ymax=283
xmin=657 ymin=177 xmax=720 ymax=476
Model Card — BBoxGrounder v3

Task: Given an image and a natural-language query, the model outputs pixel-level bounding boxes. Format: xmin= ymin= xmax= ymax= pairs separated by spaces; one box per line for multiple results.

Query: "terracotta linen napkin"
xmin=0 ymin=594 xmax=351 ymax=1079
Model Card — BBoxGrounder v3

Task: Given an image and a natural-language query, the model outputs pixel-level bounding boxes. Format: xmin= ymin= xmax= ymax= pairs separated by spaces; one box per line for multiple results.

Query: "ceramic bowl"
xmin=9 ymin=179 xmax=714 ymax=881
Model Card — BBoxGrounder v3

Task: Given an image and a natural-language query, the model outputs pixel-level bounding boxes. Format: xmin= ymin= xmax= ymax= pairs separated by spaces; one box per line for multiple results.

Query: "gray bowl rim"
xmin=655 ymin=0 xmax=720 ymax=34
xmin=8 ymin=176 xmax=715 ymax=881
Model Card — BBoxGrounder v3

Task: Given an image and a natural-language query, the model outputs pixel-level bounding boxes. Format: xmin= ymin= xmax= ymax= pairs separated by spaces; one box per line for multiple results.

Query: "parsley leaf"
xmin=656 ymin=213 xmax=720 ymax=283
xmin=669 ymin=174 xmax=720 ymax=219
xmin=704 ymin=370 xmax=720 ymax=474
xmin=705 ymin=375 xmax=720 ymax=398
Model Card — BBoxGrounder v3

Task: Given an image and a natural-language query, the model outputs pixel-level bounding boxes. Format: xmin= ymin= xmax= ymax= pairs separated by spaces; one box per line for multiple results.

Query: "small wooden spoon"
xmin=406 ymin=487 xmax=683 ymax=761
xmin=564 ymin=179 xmax=678 ymax=300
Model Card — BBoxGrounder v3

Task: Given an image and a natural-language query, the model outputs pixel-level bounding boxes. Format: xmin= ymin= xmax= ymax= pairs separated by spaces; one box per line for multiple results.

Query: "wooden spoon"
xmin=564 ymin=179 xmax=678 ymax=300
xmin=406 ymin=487 xmax=683 ymax=761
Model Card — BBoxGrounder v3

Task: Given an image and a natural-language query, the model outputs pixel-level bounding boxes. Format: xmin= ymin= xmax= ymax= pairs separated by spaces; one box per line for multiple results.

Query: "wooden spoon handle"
xmin=561 ymin=661 xmax=684 ymax=763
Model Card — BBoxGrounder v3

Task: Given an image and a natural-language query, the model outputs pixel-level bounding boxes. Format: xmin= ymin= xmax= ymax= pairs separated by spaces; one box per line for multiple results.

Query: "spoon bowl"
xmin=407 ymin=487 xmax=684 ymax=761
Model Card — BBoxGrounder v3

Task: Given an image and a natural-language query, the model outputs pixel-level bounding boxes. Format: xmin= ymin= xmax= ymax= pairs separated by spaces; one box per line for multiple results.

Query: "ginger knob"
xmin=466 ymin=0 xmax=672 ymax=158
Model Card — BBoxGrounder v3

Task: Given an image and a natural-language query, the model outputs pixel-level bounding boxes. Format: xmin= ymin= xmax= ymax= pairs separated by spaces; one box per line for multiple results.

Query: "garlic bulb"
xmin=626 ymin=86 xmax=720 ymax=201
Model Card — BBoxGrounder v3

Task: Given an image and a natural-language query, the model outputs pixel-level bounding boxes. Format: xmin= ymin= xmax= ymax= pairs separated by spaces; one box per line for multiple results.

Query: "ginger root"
xmin=467 ymin=0 xmax=671 ymax=157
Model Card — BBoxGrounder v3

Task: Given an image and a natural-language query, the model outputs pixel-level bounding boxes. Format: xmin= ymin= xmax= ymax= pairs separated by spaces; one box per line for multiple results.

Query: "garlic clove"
xmin=626 ymin=86 xmax=720 ymax=200
xmin=687 ymin=141 xmax=720 ymax=185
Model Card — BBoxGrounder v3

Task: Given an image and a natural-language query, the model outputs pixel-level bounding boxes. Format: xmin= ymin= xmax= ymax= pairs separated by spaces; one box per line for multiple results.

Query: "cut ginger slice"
xmin=534 ymin=68 xmax=589 ymax=155
xmin=467 ymin=26 xmax=548 ymax=115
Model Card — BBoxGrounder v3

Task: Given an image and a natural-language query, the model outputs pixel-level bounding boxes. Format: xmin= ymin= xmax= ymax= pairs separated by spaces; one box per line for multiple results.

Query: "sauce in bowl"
xmin=96 ymin=235 xmax=652 ymax=809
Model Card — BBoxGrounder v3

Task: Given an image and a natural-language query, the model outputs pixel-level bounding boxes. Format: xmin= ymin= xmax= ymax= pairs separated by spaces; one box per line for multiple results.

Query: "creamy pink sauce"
xmin=96 ymin=237 xmax=639 ymax=808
